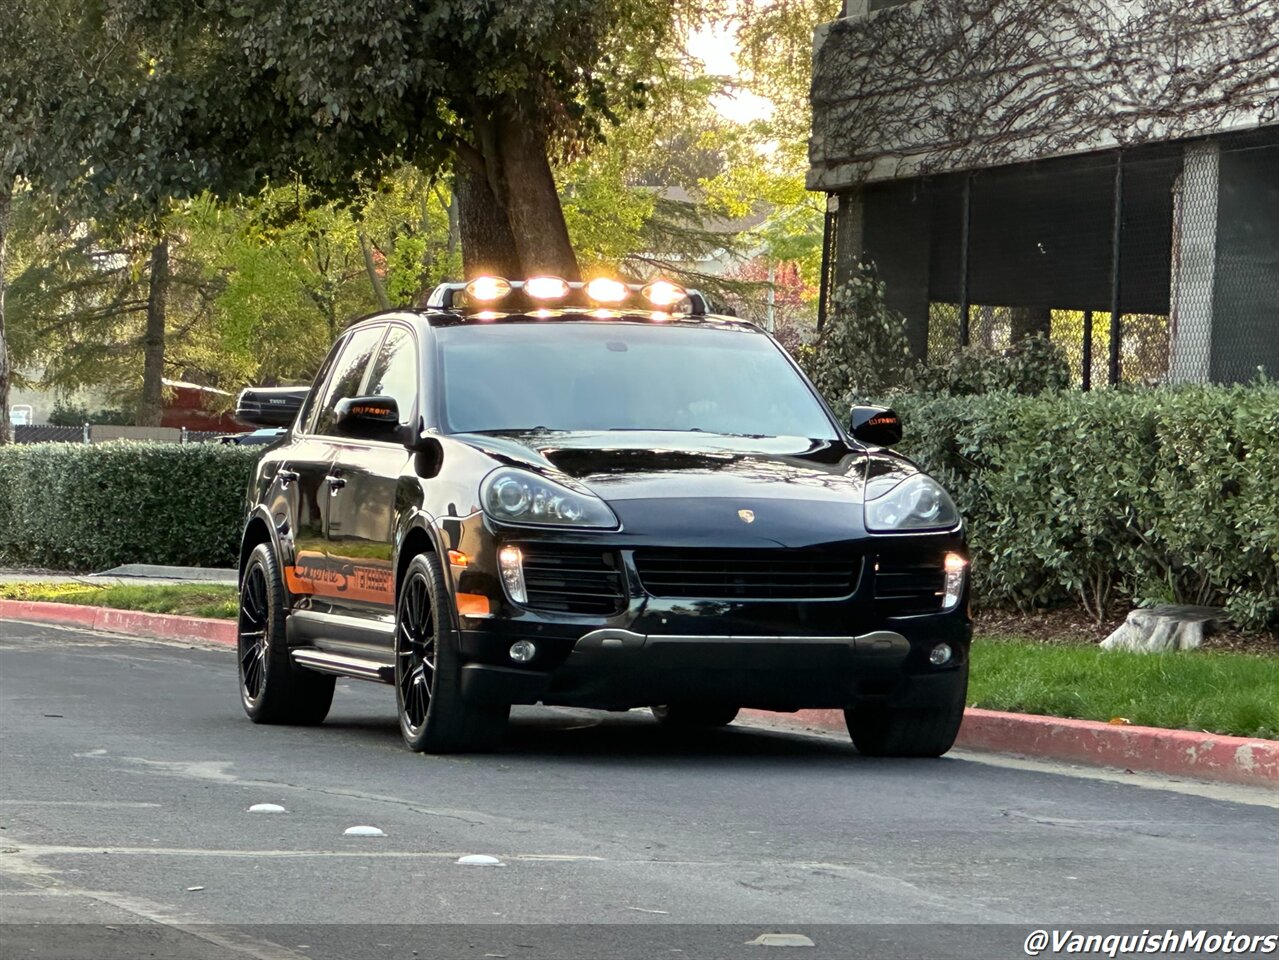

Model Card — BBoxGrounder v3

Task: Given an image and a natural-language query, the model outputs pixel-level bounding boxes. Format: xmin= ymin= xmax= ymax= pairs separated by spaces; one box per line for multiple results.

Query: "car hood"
xmin=454 ymin=430 xmax=922 ymax=503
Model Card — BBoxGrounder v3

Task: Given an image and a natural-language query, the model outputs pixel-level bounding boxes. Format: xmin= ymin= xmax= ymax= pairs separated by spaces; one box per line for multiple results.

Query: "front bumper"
xmin=459 ymin=622 xmax=968 ymax=711
xmin=439 ymin=514 xmax=971 ymax=712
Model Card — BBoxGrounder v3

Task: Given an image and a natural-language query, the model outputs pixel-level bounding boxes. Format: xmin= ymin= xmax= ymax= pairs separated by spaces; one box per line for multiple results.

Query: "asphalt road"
xmin=1 ymin=622 xmax=1276 ymax=960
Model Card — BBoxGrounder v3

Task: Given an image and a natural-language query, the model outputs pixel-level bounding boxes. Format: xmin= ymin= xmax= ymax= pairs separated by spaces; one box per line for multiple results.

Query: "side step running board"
xmin=290 ymin=648 xmax=394 ymax=684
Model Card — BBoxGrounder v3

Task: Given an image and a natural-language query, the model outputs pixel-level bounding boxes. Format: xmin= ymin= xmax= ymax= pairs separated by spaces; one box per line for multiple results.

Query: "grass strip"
xmin=970 ymin=636 xmax=1279 ymax=740
xmin=0 ymin=580 xmax=238 ymax=620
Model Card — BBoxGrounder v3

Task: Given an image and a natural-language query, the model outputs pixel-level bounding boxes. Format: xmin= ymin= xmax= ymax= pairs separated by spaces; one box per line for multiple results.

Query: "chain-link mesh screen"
xmin=847 ymin=132 xmax=1279 ymax=387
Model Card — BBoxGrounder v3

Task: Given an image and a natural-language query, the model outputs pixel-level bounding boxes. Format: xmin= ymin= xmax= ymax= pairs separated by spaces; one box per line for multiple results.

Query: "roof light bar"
xmin=642 ymin=280 xmax=687 ymax=307
xmin=465 ymin=276 xmax=512 ymax=302
xmin=585 ymin=277 xmax=629 ymax=303
xmin=424 ymin=279 xmax=708 ymax=315
xmin=524 ymin=276 xmax=570 ymax=300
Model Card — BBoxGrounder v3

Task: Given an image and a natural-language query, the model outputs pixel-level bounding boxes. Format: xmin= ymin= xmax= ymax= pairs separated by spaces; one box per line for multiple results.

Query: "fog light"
xmin=929 ymin=643 xmax=953 ymax=666
xmin=498 ymin=544 xmax=527 ymax=604
xmin=509 ymin=640 xmax=536 ymax=663
xmin=942 ymin=552 xmax=967 ymax=610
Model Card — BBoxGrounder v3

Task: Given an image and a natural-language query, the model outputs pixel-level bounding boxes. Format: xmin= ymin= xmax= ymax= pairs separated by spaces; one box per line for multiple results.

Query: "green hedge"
xmin=0 ymin=442 xmax=258 ymax=571
xmin=895 ymin=384 xmax=1279 ymax=631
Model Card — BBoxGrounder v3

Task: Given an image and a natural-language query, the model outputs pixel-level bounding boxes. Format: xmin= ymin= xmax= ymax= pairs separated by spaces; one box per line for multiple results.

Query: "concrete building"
xmin=808 ymin=0 xmax=1279 ymax=384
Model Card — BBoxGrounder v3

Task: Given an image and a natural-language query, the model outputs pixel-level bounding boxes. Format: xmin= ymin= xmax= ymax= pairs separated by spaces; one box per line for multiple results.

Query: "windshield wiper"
xmin=604 ymin=427 xmax=772 ymax=439
xmin=473 ymin=426 xmax=557 ymax=436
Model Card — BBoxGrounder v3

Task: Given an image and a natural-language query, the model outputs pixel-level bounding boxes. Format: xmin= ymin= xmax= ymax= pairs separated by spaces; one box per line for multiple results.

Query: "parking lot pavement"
xmin=2 ymin=621 xmax=1276 ymax=957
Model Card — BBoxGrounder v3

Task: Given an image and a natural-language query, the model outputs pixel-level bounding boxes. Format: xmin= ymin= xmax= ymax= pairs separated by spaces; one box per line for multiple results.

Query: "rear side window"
xmin=312 ymin=325 xmax=385 ymax=436
xmin=366 ymin=326 xmax=418 ymax=426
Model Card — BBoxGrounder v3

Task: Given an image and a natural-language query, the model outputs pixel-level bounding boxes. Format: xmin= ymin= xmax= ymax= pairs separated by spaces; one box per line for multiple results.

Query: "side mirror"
xmin=849 ymin=405 xmax=902 ymax=447
xmin=333 ymin=396 xmax=401 ymax=441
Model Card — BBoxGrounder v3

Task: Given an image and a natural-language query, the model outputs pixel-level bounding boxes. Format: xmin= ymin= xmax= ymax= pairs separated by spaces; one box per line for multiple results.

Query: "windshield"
xmin=437 ymin=322 xmax=837 ymax=439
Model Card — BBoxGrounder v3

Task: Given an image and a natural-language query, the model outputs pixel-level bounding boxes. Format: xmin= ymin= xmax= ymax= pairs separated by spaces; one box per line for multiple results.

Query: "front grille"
xmin=634 ymin=549 xmax=860 ymax=601
xmin=519 ymin=544 xmax=626 ymax=615
xmin=874 ymin=560 xmax=945 ymax=615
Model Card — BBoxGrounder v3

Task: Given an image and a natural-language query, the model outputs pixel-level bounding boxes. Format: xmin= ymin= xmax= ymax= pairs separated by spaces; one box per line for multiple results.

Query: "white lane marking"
xmin=7 ymin=844 xmax=603 ymax=861
xmin=0 ymin=800 xmax=160 ymax=808
xmin=74 ymin=889 xmax=311 ymax=960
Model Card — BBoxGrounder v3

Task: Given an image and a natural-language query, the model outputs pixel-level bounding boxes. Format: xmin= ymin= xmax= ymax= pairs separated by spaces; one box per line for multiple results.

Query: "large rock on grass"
xmin=1100 ymin=605 xmax=1227 ymax=653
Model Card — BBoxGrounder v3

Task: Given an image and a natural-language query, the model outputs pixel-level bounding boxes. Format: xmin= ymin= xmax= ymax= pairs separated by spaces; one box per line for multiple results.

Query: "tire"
xmin=844 ymin=666 xmax=968 ymax=758
xmin=395 ymin=552 xmax=509 ymax=753
xmin=651 ymin=704 xmax=740 ymax=729
xmin=238 ymin=542 xmax=335 ymax=725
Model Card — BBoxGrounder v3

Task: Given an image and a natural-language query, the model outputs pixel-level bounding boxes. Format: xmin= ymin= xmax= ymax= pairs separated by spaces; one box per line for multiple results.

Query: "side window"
xmin=366 ymin=326 xmax=419 ymax=426
xmin=296 ymin=338 xmax=346 ymax=434
xmin=313 ymin=325 xmax=385 ymax=436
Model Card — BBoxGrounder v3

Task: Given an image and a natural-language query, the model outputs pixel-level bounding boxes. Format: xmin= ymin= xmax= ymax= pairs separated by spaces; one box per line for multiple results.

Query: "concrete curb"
xmin=741 ymin=707 xmax=1279 ymax=787
xmin=0 ymin=599 xmax=236 ymax=646
xmin=3 ymin=600 xmax=1275 ymax=787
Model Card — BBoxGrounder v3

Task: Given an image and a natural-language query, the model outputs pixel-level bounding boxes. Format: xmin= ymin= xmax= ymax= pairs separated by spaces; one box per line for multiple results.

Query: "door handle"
xmin=277 ymin=468 xmax=299 ymax=486
xmin=325 ymin=474 xmax=347 ymax=494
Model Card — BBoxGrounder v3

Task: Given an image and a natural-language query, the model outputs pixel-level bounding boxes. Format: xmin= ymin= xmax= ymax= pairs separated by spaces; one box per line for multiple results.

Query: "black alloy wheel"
xmin=237 ymin=542 xmax=335 ymax=725
xmin=394 ymin=552 xmax=509 ymax=753
xmin=844 ymin=664 xmax=968 ymax=758
xmin=238 ymin=563 xmax=270 ymax=705
xmin=396 ymin=568 xmax=436 ymax=740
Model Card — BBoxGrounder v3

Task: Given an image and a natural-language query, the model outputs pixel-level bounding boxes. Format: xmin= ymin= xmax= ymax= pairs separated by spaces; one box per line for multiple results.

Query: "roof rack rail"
xmin=424 ymin=279 xmax=708 ymax=316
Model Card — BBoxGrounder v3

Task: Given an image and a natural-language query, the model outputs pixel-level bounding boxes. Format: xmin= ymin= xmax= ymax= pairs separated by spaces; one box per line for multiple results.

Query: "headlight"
xmin=480 ymin=468 xmax=618 ymax=528
xmin=864 ymin=474 xmax=960 ymax=532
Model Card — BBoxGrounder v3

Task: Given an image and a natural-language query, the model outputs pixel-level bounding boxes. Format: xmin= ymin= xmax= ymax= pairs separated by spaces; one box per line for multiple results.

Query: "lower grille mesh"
xmin=634 ymin=550 xmax=860 ymax=600
xmin=874 ymin=561 xmax=945 ymax=615
xmin=519 ymin=544 xmax=626 ymax=615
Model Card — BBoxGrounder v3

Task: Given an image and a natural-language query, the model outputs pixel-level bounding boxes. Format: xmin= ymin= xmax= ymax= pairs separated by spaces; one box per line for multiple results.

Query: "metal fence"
xmin=924 ymin=136 xmax=1278 ymax=386
xmin=13 ymin=424 xmax=229 ymax=444
xmin=825 ymin=131 xmax=1279 ymax=388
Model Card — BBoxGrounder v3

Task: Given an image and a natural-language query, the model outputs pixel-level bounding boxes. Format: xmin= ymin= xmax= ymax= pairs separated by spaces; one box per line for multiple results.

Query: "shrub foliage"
xmin=896 ymin=385 xmax=1279 ymax=630
xmin=0 ymin=442 xmax=257 ymax=571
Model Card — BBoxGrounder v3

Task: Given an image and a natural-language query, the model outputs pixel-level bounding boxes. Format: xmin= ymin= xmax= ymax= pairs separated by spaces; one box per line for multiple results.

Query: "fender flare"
xmin=239 ymin=505 xmax=293 ymax=587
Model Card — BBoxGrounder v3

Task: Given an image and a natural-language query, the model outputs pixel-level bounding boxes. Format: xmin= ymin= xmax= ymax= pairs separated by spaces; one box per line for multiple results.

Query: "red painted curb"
xmin=740 ymin=707 xmax=1279 ymax=787
xmin=0 ymin=599 xmax=236 ymax=646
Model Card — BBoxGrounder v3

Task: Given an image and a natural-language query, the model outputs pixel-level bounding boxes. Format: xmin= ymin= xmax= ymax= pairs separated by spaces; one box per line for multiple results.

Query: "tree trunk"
xmin=495 ymin=114 xmax=580 ymax=281
xmin=0 ymin=178 xmax=12 ymax=444
xmin=137 ymin=236 xmax=169 ymax=427
xmin=1010 ymin=306 xmax=1052 ymax=341
xmin=359 ymin=232 xmax=392 ymax=310
xmin=455 ymin=159 xmax=521 ymax=281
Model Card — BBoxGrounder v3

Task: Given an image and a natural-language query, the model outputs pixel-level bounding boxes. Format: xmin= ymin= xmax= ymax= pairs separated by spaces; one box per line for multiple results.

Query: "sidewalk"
xmin=0 ymin=564 xmax=236 ymax=586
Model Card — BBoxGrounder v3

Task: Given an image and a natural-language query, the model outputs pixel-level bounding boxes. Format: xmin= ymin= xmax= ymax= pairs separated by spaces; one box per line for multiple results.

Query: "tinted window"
xmin=313 ymin=325 xmax=384 ymax=436
xmin=437 ymin=323 xmax=836 ymax=439
xmin=366 ymin=326 xmax=418 ymax=426
xmin=296 ymin=339 xmax=345 ymax=433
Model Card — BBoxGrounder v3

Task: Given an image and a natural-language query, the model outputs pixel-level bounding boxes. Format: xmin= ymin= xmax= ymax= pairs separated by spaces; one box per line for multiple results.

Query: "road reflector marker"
xmin=745 ymin=933 xmax=815 ymax=947
xmin=344 ymin=825 xmax=386 ymax=837
xmin=248 ymin=803 xmax=286 ymax=813
xmin=456 ymin=854 xmax=505 ymax=866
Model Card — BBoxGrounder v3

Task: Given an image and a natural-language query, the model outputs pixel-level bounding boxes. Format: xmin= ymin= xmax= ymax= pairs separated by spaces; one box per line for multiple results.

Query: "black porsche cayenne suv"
xmin=235 ymin=277 xmax=971 ymax=755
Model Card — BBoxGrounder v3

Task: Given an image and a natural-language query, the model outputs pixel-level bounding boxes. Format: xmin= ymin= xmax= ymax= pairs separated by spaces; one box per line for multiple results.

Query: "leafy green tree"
xmin=0 ymin=0 xmax=98 ymax=440
xmin=96 ymin=0 xmax=689 ymax=282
